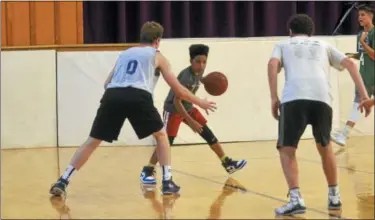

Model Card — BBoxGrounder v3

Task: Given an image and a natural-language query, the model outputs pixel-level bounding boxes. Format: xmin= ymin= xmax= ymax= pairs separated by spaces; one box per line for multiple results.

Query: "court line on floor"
xmin=173 ymin=169 xmax=350 ymax=220
xmin=229 ymin=155 xmax=374 ymax=175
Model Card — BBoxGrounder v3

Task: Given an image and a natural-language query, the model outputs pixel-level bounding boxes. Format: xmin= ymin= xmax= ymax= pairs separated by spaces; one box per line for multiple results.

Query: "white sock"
xmin=343 ymin=102 xmax=360 ymax=137
xmin=329 ymin=185 xmax=340 ymax=196
xmin=342 ymin=125 xmax=352 ymax=136
xmin=289 ymin=188 xmax=301 ymax=199
xmin=61 ymin=165 xmax=76 ymax=181
xmin=162 ymin=165 xmax=172 ymax=181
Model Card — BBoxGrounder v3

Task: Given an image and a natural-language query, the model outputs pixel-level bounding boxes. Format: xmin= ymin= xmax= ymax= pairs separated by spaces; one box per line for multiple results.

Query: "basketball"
xmin=202 ymin=71 xmax=228 ymax=96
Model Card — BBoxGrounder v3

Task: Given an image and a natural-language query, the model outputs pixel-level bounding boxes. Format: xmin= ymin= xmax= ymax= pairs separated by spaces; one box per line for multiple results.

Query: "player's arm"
xmin=268 ymin=58 xmax=281 ymax=100
xmin=173 ymin=97 xmax=195 ymax=124
xmin=267 ymin=43 xmax=283 ymax=120
xmin=359 ymin=31 xmax=375 ymax=61
xmin=268 ymin=44 xmax=282 ymax=100
xmin=172 ymin=72 xmax=196 ymax=122
xmin=173 ymin=97 xmax=202 ymax=133
xmin=155 ymin=52 xmax=216 ymax=112
xmin=328 ymin=44 xmax=370 ymax=101
xmin=358 ymin=98 xmax=374 ymax=117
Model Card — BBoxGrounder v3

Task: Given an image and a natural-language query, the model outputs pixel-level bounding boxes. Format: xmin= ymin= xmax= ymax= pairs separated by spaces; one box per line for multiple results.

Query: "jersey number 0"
xmin=126 ymin=60 xmax=138 ymax=75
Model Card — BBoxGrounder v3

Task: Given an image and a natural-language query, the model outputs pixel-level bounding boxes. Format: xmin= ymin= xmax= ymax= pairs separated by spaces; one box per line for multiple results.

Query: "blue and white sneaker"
xmin=222 ymin=158 xmax=247 ymax=174
xmin=140 ymin=166 xmax=157 ymax=185
xmin=50 ymin=177 xmax=69 ymax=197
xmin=328 ymin=192 xmax=342 ymax=210
xmin=162 ymin=179 xmax=181 ymax=195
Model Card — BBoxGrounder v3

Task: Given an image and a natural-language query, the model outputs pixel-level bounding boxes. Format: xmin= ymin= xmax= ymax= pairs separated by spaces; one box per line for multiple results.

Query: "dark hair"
xmin=357 ymin=4 xmax=374 ymax=15
xmin=189 ymin=44 xmax=209 ymax=60
xmin=287 ymin=14 xmax=315 ymax=36
xmin=140 ymin=21 xmax=164 ymax=43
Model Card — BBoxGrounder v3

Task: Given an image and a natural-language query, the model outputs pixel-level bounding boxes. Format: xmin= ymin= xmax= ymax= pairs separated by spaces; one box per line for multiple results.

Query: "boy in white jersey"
xmin=49 ymin=21 xmax=217 ymax=197
xmin=268 ymin=14 xmax=371 ymax=216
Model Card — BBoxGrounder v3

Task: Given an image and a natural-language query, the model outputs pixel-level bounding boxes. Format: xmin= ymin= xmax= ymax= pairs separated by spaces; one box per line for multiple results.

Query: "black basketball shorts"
xmin=277 ymin=99 xmax=333 ymax=149
xmin=89 ymin=87 xmax=164 ymax=143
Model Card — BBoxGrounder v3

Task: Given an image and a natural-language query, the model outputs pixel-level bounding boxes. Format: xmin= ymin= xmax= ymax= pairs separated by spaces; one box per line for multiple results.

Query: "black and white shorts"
xmin=277 ymin=99 xmax=333 ymax=149
xmin=89 ymin=87 xmax=164 ymax=143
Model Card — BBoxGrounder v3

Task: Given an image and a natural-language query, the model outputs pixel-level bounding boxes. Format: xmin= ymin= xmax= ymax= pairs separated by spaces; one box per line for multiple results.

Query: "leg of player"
xmin=275 ymin=146 xmax=306 ymax=216
xmin=141 ymin=112 xmax=181 ymax=185
xmin=49 ymin=137 xmax=102 ymax=197
xmin=152 ymin=129 xmax=180 ymax=195
xmin=140 ymin=136 xmax=177 ymax=185
xmin=188 ymin=108 xmax=247 ymax=173
xmin=312 ymin=102 xmax=342 ymax=210
xmin=331 ymin=89 xmax=362 ymax=146
xmin=316 ymin=143 xmax=342 ymax=210
xmin=140 ymin=147 xmax=159 ymax=185
xmin=198 ymin=125 xmax=247 ymax=174
xmin=49 ymin=94 xmax=122 ymax=197
xmin=275 ymin=101 xmax=307 ymax=216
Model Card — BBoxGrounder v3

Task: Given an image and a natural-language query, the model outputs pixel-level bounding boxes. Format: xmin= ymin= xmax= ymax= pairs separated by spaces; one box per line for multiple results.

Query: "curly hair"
xmin=287 ymin=14 xmax=315 ymax=36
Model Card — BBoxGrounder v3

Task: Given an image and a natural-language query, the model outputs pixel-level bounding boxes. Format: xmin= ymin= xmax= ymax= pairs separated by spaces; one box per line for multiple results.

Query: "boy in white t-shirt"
xmin=267 ymin=14 xmax=371 ymax=216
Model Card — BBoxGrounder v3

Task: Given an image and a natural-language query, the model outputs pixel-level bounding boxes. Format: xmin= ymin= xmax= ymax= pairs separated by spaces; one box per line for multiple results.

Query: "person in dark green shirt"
xmin=140 ymin=44 xmax=247 ymax=185
xmin=332 ymin=4 xmax=375 ymax=146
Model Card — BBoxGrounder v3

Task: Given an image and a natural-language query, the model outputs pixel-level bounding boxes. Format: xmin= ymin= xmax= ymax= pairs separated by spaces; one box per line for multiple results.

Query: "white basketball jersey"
xmin=107 ymin=46 xmax=160 ymax=95
xmin=271 ymin=36 xmax=346 ymax=107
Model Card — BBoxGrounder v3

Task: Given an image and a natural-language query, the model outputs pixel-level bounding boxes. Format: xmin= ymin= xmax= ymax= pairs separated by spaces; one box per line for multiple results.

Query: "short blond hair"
xmin=140 ymin=21 xmax=164 ymax=43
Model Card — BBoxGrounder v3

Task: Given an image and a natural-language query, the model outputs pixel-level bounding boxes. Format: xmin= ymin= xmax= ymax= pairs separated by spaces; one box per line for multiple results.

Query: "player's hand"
xmin=271 ymin=97 xmax=280 ymax=120
xmin=197 ymin=98 xmax=217 ymax=113
xmin=360 ymin=32 xmax=368 ymax=42
xmin=358 ymin=98 xmax=374 ymax=117
xmin=187 ymin=119 xmax=203 ymax=133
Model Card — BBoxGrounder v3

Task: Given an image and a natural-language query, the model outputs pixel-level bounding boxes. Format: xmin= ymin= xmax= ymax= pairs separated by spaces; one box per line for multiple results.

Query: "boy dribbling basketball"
xmin=140 ymin=44 xmax=247 ymax=185
xmin=49 ymin=22 xmax=217 ymax=197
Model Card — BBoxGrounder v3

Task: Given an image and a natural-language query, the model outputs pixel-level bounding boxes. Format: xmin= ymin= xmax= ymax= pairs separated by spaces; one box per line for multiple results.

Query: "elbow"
xmin=173 ymin=96 xmax=181 ymax=105
xmin=341 ymin=57 xmax=356 ymax=70
xmin=268 ymin=59 xmax=281 ymax=74
xmin=267 ymin=60 xmax=275 ymax=70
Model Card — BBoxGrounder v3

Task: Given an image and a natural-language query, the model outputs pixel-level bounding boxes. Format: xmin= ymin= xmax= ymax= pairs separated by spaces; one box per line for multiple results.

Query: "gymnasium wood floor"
xmin=1 ymin=136 xmax=374 ymax=219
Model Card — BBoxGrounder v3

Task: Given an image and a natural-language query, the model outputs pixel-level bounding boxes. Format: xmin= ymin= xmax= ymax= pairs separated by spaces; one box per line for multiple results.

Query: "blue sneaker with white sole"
xmin=140 ymin=166 xmax=157 ymax=185
xmin=222 ymin=158 xmax=247 ymax=174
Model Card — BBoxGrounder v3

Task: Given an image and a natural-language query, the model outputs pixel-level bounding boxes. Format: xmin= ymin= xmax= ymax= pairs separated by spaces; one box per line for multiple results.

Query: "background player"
xmin=331 ymin=4 xmax=375 ymax=146
xmin=49 ymin=21 xmax=217 ymax=197
xmin=140 ymin=44 xmax=247 ymax=185
xmin=268 ymin=14 xmax=371 ymax=216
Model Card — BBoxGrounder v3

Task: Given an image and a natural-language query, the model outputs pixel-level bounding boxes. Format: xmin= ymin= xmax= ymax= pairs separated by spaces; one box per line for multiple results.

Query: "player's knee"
xmin=152 ymin=129 xmax=167 ymax=141
xmin=199 ymin=125 xmax=218 ymax=146
xmin=86 ymin=137 xmax=102 ymax=148
xmin=278 ymin=146 xmax=296 ymax=157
